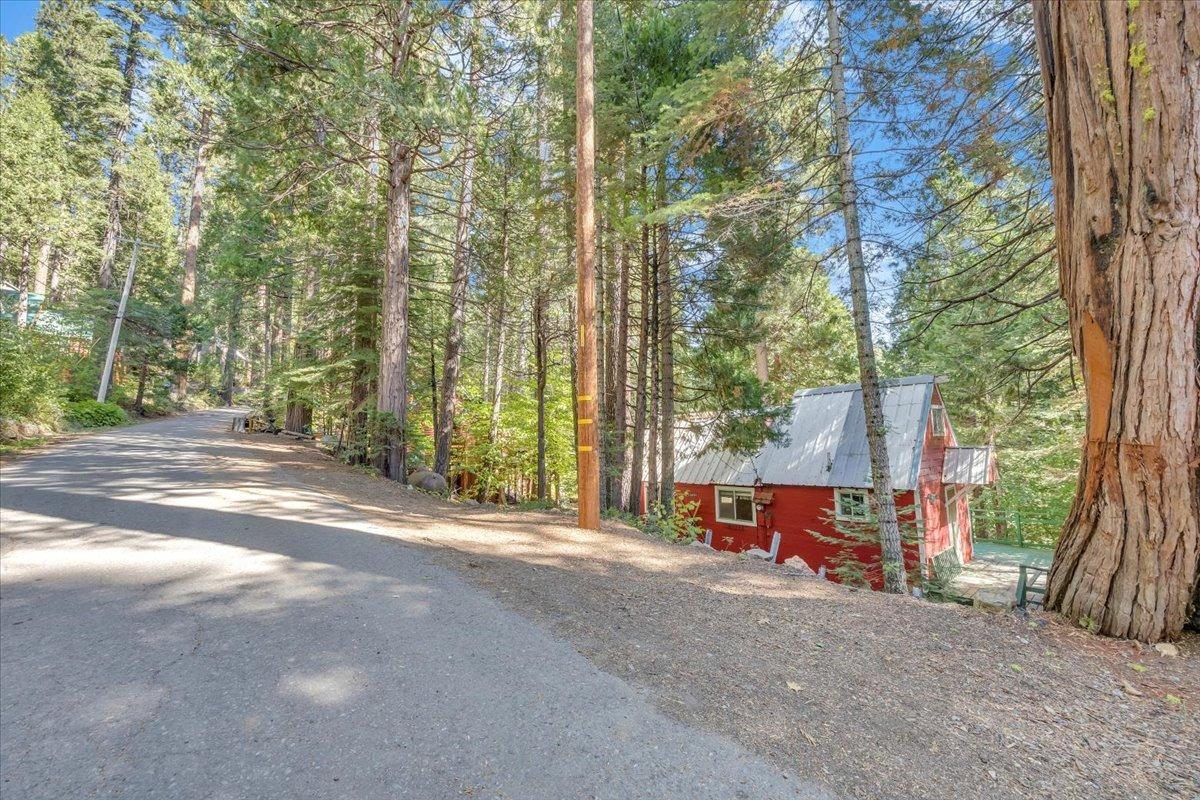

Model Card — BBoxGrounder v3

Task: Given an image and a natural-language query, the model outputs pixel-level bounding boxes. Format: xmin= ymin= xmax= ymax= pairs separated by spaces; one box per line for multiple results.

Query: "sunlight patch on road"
xmin=278 ymin=665 xmax=367 ymax=707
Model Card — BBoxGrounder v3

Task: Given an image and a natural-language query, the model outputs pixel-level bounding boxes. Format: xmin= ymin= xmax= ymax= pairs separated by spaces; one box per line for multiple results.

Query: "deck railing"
xmin=969 ymin=508 xmax=1060 ymax=550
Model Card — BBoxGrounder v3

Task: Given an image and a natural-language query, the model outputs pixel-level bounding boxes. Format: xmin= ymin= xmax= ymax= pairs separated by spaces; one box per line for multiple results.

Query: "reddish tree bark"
xmin=376 ymin=142 xmax=415 ymax=481
xmin=1034 ymin=0 xmax=1199 ymax=641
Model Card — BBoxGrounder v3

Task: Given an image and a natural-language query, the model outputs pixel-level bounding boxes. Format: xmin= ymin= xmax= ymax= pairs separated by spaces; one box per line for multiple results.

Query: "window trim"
xmin=714 ymin=485 xmax=757 ymax=527
xmin=834 ymin=488 xmax=870 ymax=521
xmin=931 ymin=404 xmax=946 ymax=437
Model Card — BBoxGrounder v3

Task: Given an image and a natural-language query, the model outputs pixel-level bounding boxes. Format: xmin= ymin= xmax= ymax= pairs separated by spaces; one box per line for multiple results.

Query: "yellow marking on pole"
xmin=578 ymin=418 xmax=593 ymax=425
xmin=578 ymin=445 xmax=593 ymax=452
xmin=577 ymin=394 xmax=593 ymax=402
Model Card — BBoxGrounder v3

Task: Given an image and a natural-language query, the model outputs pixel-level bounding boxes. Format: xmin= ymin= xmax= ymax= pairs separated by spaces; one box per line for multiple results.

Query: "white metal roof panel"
xmin=942 ymin=446 xmax=996 ymax=486
xmin=673 ymin=376 xmax=936 ymax=491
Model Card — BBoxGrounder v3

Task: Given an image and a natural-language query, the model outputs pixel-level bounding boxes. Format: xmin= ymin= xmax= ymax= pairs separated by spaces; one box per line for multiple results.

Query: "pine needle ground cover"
xmin=251 ymin=431 xmax=1199 ymax=800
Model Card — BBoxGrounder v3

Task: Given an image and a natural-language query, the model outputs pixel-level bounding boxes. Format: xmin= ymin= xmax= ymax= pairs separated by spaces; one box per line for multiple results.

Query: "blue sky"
xmin=1 ymin=1 xmax=39 ymax=39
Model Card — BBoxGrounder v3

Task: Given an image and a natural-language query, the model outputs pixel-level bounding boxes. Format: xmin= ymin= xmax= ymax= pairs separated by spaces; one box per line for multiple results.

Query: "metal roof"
xmin=942 ymin=446 xmax=996 ymax=486
xmin=673 ymin=375 xmax=937 ymax=491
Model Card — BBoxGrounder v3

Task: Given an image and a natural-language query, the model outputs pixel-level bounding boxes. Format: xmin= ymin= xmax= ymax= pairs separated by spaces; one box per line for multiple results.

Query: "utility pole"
xmin=97 ymin=237 xmax=140 ymax=403
xmin=575 ymin=0 xmax=600 ymax=530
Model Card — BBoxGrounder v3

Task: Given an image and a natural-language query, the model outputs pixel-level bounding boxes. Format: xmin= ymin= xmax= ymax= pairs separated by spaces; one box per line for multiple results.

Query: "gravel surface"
xmin=259 ymin=432 xmax=1200 ymax=800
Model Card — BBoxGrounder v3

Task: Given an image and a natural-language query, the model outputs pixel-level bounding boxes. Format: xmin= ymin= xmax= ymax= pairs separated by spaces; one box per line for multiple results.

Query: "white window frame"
xmin=714 ymin=485 xmax=756 ymax=526
xmin=931 ymin=404 xmax=946 ymax=437
xmin=834 ymin=488 xmax=870 ymax=521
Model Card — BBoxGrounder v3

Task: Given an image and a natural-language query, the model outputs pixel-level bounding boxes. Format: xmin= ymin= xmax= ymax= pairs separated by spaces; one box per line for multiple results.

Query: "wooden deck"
xmin=946 ymin=541 xmax=1053 ymax=608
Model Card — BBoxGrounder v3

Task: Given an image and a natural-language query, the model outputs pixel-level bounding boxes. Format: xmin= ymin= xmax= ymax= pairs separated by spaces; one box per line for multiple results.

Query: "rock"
xmin=782 ymin=555 xmax=816 ymax=576
xmin=688 ymin=540 xmax=712 ymax=549
xmin=1153 ymin=642 xmax=1179 ymax=658
xmin=744 ymin=547 xmax=773 ymax=561
xmin=0 ymin=418 xmax=21 ymax=440
xmin=1 ymin=418 xmax=52 ymax=440
xmin=407 ymin=469 xmax=448 ymax=495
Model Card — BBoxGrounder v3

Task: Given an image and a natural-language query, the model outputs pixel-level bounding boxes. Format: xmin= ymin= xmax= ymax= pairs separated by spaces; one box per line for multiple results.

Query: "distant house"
xmin=657 ymin=375 xmax=996 ymax=586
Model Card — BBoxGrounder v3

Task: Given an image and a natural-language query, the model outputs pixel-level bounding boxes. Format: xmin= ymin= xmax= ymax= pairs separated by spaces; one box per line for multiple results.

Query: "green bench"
xmin=1016 ymin=564 xmax=1048 ymax=609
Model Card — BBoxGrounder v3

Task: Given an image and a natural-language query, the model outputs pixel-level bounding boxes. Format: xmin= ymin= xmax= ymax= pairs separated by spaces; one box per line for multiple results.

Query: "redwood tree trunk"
xmin=613 ymin=220 xmax=631 ymax=510
xmin=376 ymin=142 xmax=415 ymax=481
xmin=347 ymin=76 xmax=384 ymax=463
xmin=656 ymin=168 xmax=675 ymax=512
xmin=1034 ymin=0 xmax=1199 ymax=641
xmin=534 ymin=293 xmax=548 ymax=500
xmin=627 ymin=212 xmax=651 ymax=515
xmin=534 ymin=58 xmax=551 ymax=503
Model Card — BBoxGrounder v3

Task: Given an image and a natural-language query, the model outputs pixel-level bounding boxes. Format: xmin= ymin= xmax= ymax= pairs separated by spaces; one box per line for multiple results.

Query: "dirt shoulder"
xmin=250 ymin=433 xmax=1198 ymax=800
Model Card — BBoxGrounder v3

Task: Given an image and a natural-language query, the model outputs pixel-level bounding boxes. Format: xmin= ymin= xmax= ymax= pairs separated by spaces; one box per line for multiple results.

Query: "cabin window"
xmin=715 ymin=486 xmax=756 ymax=526
xmin=931 ymin=404 xmax=946 ymax=437
xmin=835 ymin=488 xmax=870 ymax=521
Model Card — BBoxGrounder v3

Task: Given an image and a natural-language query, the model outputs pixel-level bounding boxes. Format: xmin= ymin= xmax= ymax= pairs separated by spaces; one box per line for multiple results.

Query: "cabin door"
xmin=946 ymin=488 xmax=962 ymax=561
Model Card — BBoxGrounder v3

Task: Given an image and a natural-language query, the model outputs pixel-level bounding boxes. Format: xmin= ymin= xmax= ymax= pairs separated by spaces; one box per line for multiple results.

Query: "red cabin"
xmin=651 ymin=375 xmax=996 ymax=587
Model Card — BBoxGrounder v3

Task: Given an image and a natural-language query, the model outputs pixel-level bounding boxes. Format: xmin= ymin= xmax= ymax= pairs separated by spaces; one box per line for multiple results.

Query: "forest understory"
xmin=250 ymin=430 xmax=1199 ymax=800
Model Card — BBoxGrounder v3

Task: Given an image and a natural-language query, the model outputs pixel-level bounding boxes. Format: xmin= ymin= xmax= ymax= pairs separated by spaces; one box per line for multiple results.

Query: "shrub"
xmin=64 ymin=399 xmax=126 ymax=428
xmin=641 ymin=489 xmax=704 ymax=543
xmin=0 ymin=321 xmax=65 ymax=427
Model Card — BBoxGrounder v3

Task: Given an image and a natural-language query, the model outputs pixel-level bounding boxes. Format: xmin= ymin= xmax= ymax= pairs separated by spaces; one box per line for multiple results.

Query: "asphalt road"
xmin=0 ymin=411 xmax=830 ymax=800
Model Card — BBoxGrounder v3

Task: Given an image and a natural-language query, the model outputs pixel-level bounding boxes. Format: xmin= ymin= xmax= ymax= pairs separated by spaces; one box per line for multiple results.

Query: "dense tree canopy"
xmin=0 ymin=0 xmax=1082 ymax=515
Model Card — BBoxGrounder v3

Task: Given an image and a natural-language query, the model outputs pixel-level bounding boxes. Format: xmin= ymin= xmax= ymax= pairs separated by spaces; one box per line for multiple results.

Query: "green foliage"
xmin=64 ymin=399 xmax=126 ymax=428
xmin=0 ymin=0 xmax=1085 ymax=540
xmin=450 ymin=366 xmax=579 ymax=503
xmin=640 ymin=490 xmax=704 ymax=544
xmin=0 ymin=88 xmax=68 ymax=248
xmin=808 ymin=501 xmax=925 ymax=589
xmin=0 ymin=321 xmax=66 ymax=426
xmin=890 ymin=165 xmax=1081 ymax=529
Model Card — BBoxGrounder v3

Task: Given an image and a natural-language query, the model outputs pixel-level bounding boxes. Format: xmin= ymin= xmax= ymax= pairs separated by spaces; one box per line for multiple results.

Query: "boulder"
xmin=407 ymin=468 xmax=449 ymax=495
xmin=1 ymin=418 xmax=51 ymax=440
xmin=782 ymin=556 xmax=817 ymax=577
xmin=0 ymin=418 xmax=20 ymax=440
